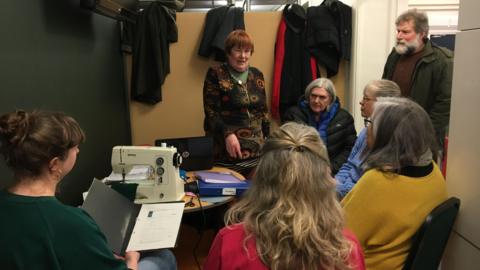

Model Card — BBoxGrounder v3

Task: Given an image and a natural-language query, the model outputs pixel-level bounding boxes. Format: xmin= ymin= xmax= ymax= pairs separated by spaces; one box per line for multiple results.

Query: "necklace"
xmin=227 ymin=65 xmax=252 ymax=121
xmin=228 ymin=66 xmax=248 ymax=85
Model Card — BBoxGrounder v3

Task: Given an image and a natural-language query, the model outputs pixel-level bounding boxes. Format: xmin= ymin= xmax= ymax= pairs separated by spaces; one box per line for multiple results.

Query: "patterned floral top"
xmin=203 ymin=63 xmax=270 ymax=164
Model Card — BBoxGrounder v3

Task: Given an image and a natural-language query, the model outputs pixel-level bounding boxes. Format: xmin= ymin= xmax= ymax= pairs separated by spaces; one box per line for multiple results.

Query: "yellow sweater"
xmin=341 ymin=163 xmax=447 ymax=270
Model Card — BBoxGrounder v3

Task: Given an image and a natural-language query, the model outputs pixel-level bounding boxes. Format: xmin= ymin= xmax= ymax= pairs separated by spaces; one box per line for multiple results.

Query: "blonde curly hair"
xmin=225 ymin=122 xmax=353 ymax=270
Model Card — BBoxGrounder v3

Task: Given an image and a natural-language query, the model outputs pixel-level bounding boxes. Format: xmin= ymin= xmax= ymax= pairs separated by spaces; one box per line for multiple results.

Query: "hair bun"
xmin=293 ymin=145 xmax=306 ymax=152
xmin=0 ymin=110 xmax=30 ymax=147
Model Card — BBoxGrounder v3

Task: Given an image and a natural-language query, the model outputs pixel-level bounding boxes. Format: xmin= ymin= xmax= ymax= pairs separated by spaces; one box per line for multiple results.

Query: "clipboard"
xmin=195 ymin=171 xmax=243 ymax=184
xmin=82 ymin=179 xmax=184 ymax=255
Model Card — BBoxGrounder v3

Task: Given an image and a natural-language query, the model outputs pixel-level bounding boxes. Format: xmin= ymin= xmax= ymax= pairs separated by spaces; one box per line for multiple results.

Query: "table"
xmin=182 ymin=167 xmax=245 ymax=213
xmin=182 ymin=167 xmax=245 ymax=232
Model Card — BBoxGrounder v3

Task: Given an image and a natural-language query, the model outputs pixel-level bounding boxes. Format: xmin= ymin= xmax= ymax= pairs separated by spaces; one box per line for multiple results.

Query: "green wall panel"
xmin=0 ymin=0 xmax=131 ymax=205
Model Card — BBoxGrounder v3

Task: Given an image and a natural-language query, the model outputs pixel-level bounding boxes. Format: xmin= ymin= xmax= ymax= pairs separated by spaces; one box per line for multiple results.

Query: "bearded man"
xmin=382 ymin=9 xmax=453 ymax=146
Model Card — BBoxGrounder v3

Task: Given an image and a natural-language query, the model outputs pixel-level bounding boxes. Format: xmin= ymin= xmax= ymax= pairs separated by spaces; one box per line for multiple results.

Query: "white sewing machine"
xmin=111 ymin=145 xmax=185 ymax=203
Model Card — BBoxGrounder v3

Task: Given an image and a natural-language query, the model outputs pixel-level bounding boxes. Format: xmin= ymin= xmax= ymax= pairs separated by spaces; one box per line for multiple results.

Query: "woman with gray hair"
xmin=336 ymin=79 xmax=401 ymax=198
xmin=283 ymin=78 xmax=356 ymax=174
xmin=342 ymin=97 xmax=447 ymax=270
xmin=204 ymin=122 xmax=365 ymax=270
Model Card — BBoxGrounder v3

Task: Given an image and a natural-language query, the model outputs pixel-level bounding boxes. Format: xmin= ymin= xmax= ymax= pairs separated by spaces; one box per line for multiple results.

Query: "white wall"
xmin=410 ymin=0 xmax=459 ymax=35
xmin=442 ymin=0 xmax=480 ymax=268
xmin=349 ymin=0 xmax=458 ymax=131
xmin=348 ymin=0 xmax=407 ymax=132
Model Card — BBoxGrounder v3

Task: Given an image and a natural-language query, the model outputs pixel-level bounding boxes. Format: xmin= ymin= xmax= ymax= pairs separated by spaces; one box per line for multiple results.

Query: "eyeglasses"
xmin=364 ymin=118 xmax=372 ymax=127
xmin=362 ymin=95 xmax=375 ymax=102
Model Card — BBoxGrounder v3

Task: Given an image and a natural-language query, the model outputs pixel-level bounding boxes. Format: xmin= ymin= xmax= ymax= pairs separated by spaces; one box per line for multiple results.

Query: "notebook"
xmin=195 ymin=171 xmax=250 ymax=196
xmin=195 ymin=171 xmax=243 ymax=184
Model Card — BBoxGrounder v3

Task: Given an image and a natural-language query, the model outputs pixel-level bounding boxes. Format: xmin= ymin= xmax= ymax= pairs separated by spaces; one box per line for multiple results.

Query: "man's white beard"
xmin=395 ymin=36 xmax=421 ymax=55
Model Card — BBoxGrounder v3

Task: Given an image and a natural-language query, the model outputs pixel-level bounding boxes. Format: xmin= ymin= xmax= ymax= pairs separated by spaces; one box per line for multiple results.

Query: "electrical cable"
xmin=192 ymin=190 xmax=206 ymax=270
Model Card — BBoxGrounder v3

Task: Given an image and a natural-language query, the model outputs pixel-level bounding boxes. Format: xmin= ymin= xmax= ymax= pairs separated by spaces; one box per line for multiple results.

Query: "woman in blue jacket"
xmin=283 ymin=78 xmax=356 ymax=174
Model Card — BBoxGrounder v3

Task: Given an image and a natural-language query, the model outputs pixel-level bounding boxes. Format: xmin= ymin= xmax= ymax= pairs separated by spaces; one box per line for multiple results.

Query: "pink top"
xmin=204 ymin=223 xmax=366 ymax=270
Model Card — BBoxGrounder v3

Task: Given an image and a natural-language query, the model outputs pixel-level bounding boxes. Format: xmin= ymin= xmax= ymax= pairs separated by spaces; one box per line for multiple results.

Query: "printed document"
xmin=82 ymin=179 xmax=184 ymax=255
xmin=127 ymin=203 xmax=184 ymax=251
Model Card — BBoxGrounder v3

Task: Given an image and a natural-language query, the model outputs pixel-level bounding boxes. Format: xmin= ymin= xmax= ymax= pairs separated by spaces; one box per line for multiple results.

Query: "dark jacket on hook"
xmin=198 ymin=6 xmax=245 ymax=62
xmin=272 ymin=4 xmax=317 ymax=119
xmin=130 ymin=2 xmax=178 ymax=104
xmin=137 ymin=0 xmax=185 ymax=11
xmin=306 ymin=0 xmax=352 ymax=77
xmin=306 ymin=5 xmax=340 ymax=77
xmin=321 ymin=0 xmax=352 ymax=60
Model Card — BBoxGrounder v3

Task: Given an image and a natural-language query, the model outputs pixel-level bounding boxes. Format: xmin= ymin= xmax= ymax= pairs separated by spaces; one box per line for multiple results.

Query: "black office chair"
xmin=403 ymin=197 xmax=461 ymax=270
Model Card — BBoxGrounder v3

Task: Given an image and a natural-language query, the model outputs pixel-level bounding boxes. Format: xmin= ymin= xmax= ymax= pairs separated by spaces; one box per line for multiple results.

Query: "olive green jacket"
xmin=382 ymin=40 xmax=453 ymax=142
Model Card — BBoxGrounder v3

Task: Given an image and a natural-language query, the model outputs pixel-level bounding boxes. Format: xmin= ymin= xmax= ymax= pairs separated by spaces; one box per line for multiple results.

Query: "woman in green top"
xmin=0 ymin=110 xmax=176 ymax=270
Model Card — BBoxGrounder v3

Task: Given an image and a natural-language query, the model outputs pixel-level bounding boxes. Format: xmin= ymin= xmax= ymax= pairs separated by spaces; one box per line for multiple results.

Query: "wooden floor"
xmin=173 ymin=224 xmax=216 ymax=270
